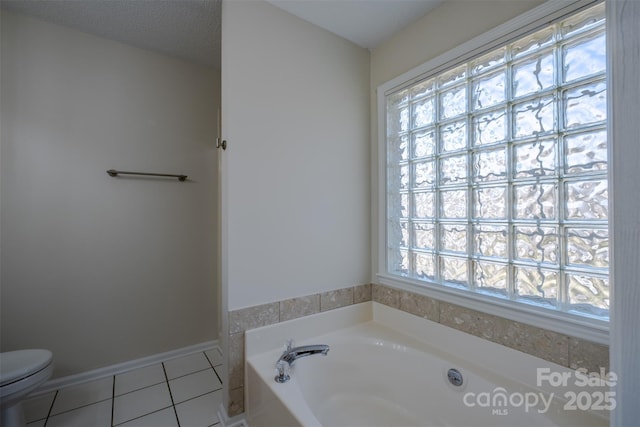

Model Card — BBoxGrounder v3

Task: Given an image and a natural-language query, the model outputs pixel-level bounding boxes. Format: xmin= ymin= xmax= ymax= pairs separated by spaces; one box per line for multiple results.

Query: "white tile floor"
xmin=23 ymin=349 xmax=224 ymax=427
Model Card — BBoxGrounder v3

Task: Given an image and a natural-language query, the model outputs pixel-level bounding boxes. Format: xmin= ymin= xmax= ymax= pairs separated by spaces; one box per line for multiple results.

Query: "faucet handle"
xmin=285 ymin=339 xmax=293 ymax=352
xmin=274 ymin=360 xmax=290 ymax=383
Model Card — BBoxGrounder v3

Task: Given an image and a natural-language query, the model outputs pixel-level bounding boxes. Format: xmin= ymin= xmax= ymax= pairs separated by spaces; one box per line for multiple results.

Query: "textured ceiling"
xmin=0 ymin=0 xmax=221 ymax=69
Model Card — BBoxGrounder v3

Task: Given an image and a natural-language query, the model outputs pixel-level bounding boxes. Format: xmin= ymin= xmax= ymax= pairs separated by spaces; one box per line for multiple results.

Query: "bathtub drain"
xmin=447 ymin=368 xmax=463 ymax=386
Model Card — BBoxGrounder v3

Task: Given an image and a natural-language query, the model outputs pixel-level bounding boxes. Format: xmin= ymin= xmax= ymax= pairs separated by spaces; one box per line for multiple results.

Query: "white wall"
xmin=608 ymin=0 xmax=640 ymax=423
xmin=221 ymin=0 xmax=370 ymax=311
xmin=0 ymin=11 xmax=219 ymax=378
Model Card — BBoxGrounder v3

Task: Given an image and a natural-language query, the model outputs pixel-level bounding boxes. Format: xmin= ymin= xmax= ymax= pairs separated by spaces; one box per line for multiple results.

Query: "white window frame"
xmin=377 ymin=0 xmax=608 ymax=344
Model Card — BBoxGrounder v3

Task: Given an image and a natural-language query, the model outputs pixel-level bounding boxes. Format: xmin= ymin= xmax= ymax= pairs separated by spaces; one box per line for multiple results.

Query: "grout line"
xmin=111 ymin=406 xmax=174 ymax=427
xmin=37 ymin=341 xmax=219 ymax=396
xmin=42 ymin=389 xmax=58 ymax=427
xmin=162 ymin=362 xmax=181 ymax=427
xmin=204 ymin=351 xmax=224 ymax=385
xmin=166 ymin=366 xmax=213 ymax=382
xmin=173 ymin=388 xmax=223 ymax=407
xmin=33 ymin=347 xmax=223 ymax=427
xmin=212 ymin=365 xmax=223 ymax=385
xmin=203 ymin=350 xmax=215 ymax=368
xmin=113 ymin=378 xmax=167 ymax=398
xmin=46 ymin=397 xmax=114 ymax=418
xmin=111 ymin=375 xmax=115 ymax=427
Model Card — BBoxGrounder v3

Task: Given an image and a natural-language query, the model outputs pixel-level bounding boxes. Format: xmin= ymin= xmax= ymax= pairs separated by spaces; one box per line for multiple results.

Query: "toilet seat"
xmin=0 ymin=350 xmax=53 ymax=387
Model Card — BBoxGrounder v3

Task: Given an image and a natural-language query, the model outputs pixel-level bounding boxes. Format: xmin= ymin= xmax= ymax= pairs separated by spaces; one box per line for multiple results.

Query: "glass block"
xmin=515 ymin=226 xmax=559 ymax=264
xmin=512 ymin=52 xmax=555 ymax=98
xmin=568 ymin=273 xmax=609 ymax=316
xmin=440 ymin=155 xmax=467 ymax=185
xmin=387 ymin=89 xmax=409 ymax=108
xmin=472 ymin=70 xmax=506 ymax=110
xmin=515 ymin=266 xmax=558 ymax=306
xmin=474 ymin=261 xmax=508 ymax=294
xmin=413 ymin=191 xmax=435 ymax=219
xmin=563 ymin=32 xmax=606 ymax=83
xmin=514 ymin=183 xmax=557 ymax=220
xmin=471 ymin=47 xmax=506 ymax=75
xmin=412 ymin=222 xmax=435 ymax=250
xmin=511 ymin=26 xmax=555 ymax=58
xmin=514 ymin=139 xmax=557 ymax=178
xmin=440 ymin=120 xmax=467 ymax=153
xmin=387 ymin=191 xmax=407 ymax=222
xmin=474 ymin=186 xmax=507 ymax=219
xmin=564 ymin=81 xmax=607 ymax=129
xmin=441 ymin=224 xmax=468 ymax=253
xmin=412 ymin=128 xmax=436 ymax=158
xmin=440 ymin=256 xmax=468 ymax=285
xmin=400 ymin=193 xmax=409 ymax=218
xmin=440 ymin=86 xmax=467 ymax=120
xmin=387 ymin=165 xmax=408 ymax=193
xmin=413 ymin=160 xmax=435 ymax=188
xmin=396 ymin=220 xmax=409 ymax=247
xmin=473 ymin=147 xmax=507 ymax=182
xmin=412 ymin=97 xmax=435 ymax=128
xmin=438 ymin=64 xmax=466 ymax=88
xmin=387 ymin=106 xmax=410 ymax=135
xmin=414 ymin=252 xmax=435 ymax=280
xmin=473 ymin=109 xmax=507 ymax=146
xmin=513 ymin=95 xmax=556 ymax=138
xmin=410 ymin=79 xmax=435 ymax=100
xmin=441 ymin=189 xmax=467 ymax=219
xmin=560 ymin=3 xmax=605 ymax=38
xmin=389 ymin=248 xmax=410 ymax=276
xmin=565 ymin=130 xmax=607 ymax=173
xmin=399 ymin=165 xmax=409 ymax=190
xmin=388 ymin=220 xmax=402 ymax=242
xmin=474 ymin=224 xmax=508 ymax=258
xmin=388 ymin=134 xmax=409 ymax=163
xmin=565 ymin=179 xmax=608 ymax=220
xmin=567 ymin=227 xmax=609 ymax=268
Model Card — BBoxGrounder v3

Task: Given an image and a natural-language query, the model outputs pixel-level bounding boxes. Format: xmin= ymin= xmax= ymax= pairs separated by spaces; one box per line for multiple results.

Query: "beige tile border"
xmin=225 ymin=282 xmax=608 ymax=416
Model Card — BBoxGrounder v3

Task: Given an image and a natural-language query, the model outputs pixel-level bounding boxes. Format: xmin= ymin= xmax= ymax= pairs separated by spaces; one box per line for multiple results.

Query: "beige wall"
xmin=220 ymin=0 xmax=370 ymax=414
xmin=0 ymin=11 xmax=219 ymax=378
xmin=369 ymin=0 xmax=544 ymax=277
xmin=221 ymin=0 xmax=371 ymax=312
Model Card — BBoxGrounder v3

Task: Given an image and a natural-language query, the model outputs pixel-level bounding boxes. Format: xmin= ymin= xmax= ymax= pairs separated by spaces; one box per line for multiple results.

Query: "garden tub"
xmin=245 ymin=302 xmax=609 ymax=427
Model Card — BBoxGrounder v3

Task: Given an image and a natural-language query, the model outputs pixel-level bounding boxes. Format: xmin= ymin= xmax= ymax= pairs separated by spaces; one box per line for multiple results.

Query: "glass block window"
xmin=385 ymin=3 xmax=608 ymax=319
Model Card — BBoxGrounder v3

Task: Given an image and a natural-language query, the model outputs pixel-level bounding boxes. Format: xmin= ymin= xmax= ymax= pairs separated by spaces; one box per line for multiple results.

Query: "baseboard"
xmin=34 ymin=340 xmax=219 ymax=396
xmin=218 ymin=403 xmax=247 ymax=427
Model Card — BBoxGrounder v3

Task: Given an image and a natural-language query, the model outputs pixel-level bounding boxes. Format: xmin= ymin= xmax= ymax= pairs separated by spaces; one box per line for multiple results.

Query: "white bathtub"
xmin=245 ymin=302 xmax=609 ymax=427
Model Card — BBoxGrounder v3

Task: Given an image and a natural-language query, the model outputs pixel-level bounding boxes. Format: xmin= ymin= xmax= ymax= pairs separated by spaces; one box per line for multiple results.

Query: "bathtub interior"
xmin=245 ymin=302 xmax=609 ymax=427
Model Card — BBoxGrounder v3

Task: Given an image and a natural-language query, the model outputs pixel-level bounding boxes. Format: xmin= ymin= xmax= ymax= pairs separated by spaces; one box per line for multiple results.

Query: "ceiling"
xmin=266 ymin=0 xmax=443 ymax=49
xmin=0 ymin=0 xmax=444 ymax=69
xmin=0 ymin=0 xmax=222 ymax=68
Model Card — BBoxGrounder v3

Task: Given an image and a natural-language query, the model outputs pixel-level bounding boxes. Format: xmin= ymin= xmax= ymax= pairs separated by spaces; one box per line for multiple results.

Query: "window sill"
xmin=376 ymin=272 xmax=609 ymax=345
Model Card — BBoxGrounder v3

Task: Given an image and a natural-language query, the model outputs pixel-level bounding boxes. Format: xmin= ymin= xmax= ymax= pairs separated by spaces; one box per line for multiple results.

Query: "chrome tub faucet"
xmin=275 ymin=340 xmax=329 ymax=383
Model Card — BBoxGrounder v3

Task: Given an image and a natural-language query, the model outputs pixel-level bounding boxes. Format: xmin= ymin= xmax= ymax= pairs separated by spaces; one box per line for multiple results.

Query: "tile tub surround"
xmin=225 ymin=284 xmax=371 ymax=415
xmin=225 ymin=282 xmax=608 ymax=417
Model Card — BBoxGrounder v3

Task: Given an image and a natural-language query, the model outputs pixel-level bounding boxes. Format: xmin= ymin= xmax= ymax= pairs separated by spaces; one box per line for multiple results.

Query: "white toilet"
xmin=0 ymin=350 xmax=53 ymax=427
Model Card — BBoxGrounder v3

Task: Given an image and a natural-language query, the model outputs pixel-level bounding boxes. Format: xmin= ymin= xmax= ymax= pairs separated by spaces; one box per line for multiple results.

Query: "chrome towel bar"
xmin=106 ymin=169 xmax=187 ymax=181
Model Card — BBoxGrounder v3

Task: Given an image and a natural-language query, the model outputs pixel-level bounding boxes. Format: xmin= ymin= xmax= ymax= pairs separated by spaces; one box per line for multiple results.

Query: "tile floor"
xmin=23 ymin=349 xmax=224 ymax=427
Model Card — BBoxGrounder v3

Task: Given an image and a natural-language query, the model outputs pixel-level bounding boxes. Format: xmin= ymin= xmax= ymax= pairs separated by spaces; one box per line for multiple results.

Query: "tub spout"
xmin=279 ymin=344 xmax=330 ymax=366
xmin=274 ymin=342 xmax=329 ymax=383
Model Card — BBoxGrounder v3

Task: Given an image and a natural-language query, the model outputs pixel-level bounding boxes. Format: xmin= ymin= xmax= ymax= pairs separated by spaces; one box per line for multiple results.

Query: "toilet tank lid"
xmin=0 ymin=349 xmax=53 ymax=386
